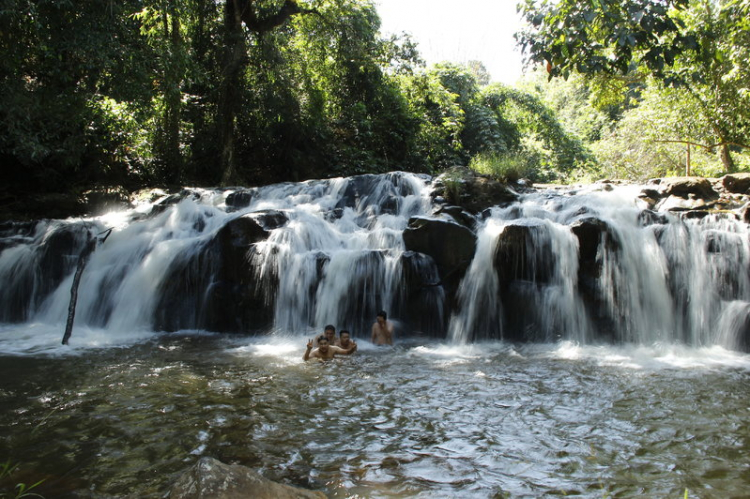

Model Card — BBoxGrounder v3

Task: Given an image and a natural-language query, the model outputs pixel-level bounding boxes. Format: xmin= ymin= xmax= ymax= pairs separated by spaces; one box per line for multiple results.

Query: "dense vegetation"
xmin=1 ymin=0 xmax=748 ymax=217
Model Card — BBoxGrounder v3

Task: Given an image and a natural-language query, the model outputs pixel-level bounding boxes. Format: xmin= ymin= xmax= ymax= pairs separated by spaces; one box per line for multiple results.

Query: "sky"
xmin=374 ymin=0 xmax=527 ymax=84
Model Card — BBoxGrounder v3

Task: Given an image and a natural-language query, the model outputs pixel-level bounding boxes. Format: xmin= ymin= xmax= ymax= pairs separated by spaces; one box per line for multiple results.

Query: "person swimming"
xmin=371 ymin=310 xmax=394 ymax=345
xmin=303 ymin=336 xmax=356 ymax=361
xmin=314 ymin=325 xmax=337 ymax=347
xmin=336 ymin=330 xmax=354 ymax=349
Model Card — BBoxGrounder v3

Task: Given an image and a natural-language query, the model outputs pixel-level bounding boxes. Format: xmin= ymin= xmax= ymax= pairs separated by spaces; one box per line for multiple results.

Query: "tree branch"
xmin=237 ymin=0 xmax=316 ymax=34
xmin=653 ymin=139 xmax=750 ymax=151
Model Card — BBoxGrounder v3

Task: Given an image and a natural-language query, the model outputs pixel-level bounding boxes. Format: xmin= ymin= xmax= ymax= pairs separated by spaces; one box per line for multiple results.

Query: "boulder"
xmin=721 ymin=173 xmax=750 ymax=194
xmin=403 ymin=217 xmax=477 ymax=274
xmin=432 ymin=167 xmax=519 ymax=213
xmin=493 ymin=222 xmax=555 ymax=284
xmin=169 ymin=457 xmax=325 ymax=499
xmin=433 ymin=205 xmax=476 ymax=229
xmin=659 ymin=177 xmax=718 ymax=200
xmin=570 ymin=217 xmax=620 ymax=267
xmin=225 ymin=189 xmax=255 ymax=210
xmin=741 ymin=203 xmax=750 ymax=224
xmin=403 ymin=216 xmax=477 ymax=313
xmin=247 ymin=210 xmax=289 ymax=230
xmin=569 ymin=217 xmax=621 ymax=341
xmin=154 ymin=215 xmax=273 ymax=332
xmin=395 ymin=251 xmax=445 ymax=336
xmin=657 ymin=195 xmax=714 ymax=212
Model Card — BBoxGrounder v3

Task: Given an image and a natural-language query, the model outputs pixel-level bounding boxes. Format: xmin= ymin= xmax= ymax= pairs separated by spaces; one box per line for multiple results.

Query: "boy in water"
xmin=303 ymin=336 xmax=356 ymax=361
xmin=371 ymin=310 xmax=394 ymax=345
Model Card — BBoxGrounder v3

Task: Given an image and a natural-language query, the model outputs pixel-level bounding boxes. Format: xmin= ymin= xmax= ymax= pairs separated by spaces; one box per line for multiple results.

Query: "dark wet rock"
xmin=335 ymin=172 xmax=417 ymax=214
xmin=169 ymin=457 xmax=325 ymax=499
xmin=569 ymin=217 xmax=622 ymax=339
xmin=247 ymin=210 xmax=288 ymax=230
xmin=154 ymin=215 xmax=272 ymax=333
xmin=570 ymin=217 xmax=620 ymax=265
xmin=403 ymin=216 xmax=477 ymax=310
xmin=395 ymin=251 xmax=445 ymax=337
xmin=0 ymin=222 xmax=95 ymax=323
xmin=434 ymin=205 xmax=476 ymax=229
xmin=225 ymin=189 xmax=254 ymax=210
xmin=149 ymin=189 xmax=202 ymax=216
xmin=679 ymin=210 xmax=710 ymax=220
xmin=403 ymin=216 xmax=477 ymax=274
xmin=324 ymin=207 xmax=345 ymax=222
xmin=493 ymin=222 xmax=556 ymax=284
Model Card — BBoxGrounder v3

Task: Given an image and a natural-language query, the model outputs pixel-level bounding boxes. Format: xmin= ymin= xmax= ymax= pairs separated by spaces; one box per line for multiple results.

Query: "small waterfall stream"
xmin=1 ymin=172 xmax=749 ymax=350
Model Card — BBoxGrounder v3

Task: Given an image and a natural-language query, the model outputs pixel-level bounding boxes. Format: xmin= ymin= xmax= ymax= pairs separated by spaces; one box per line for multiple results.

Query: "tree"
xmin=216 ymin=0 xmax=317 ymax=185
xmin=0 ymin=0 xmax=159 ymax=198
xmin=517 ymin=0 xmax=750 ymax=173
xmin=516 ymin=0 xmax=697 ymax=83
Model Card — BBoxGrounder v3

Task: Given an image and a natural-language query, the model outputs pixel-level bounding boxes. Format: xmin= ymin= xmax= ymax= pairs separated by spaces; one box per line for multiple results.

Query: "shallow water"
xmin=2 ymin=327 xmax=750 ymax=498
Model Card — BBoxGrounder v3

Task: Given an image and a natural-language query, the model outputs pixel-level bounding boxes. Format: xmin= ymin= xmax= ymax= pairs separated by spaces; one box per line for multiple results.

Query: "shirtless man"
xmin=303 ymin=336 xmax=356 ymax=361
xmin=336 ymin=330 xmax=355 ymax=349
xmin=371 ymin=310 xmax=394 ymax=345
xmin=314 ymin=325 xmax=337 ymax=347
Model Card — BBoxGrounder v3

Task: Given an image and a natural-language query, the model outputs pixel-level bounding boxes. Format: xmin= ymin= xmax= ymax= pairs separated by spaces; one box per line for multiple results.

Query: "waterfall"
xmin=1 ymin=174 xmax=749 ymax=350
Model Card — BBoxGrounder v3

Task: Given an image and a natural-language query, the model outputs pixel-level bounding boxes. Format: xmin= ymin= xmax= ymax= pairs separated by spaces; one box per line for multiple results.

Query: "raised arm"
xmin=303 ymin=338 xmax=313 ymax=361
xmin=340 ymin=341 xmax=357 ymax=355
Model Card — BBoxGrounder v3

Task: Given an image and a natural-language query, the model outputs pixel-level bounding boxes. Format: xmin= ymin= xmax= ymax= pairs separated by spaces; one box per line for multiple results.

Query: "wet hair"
xmin=317 ymin=335 xmax=328 ymax=344
xmin=324 ymin=325 xmax=335 ymax=333
xmin=377 ymin=311 xmax=387 ymax=320
xmin=339 ymin=330 xmax=350 ymax=338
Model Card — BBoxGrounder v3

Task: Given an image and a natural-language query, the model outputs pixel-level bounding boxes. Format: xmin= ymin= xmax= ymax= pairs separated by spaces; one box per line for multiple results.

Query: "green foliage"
xmin=481 ymin=83 xmax=594 ymax=181
xmin=0 ymin=459 xmax=45 ymax=498
xmin=11 ymin=0 xmax=744 ymax=209
xmin=517 ymin=0 xmax=750 ymax=174
xmin=517 ymin=0 xmax=697 ymax=84
xmin=470 ymin=152 xmax=535 ymax=182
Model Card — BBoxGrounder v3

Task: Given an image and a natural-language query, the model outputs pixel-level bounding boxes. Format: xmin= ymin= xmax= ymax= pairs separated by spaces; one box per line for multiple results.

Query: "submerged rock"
xmin=169 ymin=457 xmax=325 ymax=499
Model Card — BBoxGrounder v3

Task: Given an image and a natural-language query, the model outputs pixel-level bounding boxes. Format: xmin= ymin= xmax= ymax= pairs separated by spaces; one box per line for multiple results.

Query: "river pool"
xmin=1 ymin=326 xmax=750 ymax=498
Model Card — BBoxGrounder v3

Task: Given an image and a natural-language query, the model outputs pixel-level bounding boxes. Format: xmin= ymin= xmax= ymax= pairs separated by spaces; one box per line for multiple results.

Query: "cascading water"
xmin=1 ymin=173 xmax=749 ymax=350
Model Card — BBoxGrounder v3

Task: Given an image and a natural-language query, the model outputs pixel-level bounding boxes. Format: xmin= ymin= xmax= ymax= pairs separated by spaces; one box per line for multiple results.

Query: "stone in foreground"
xmin=170 ymin=457 xmax=325 ymax=499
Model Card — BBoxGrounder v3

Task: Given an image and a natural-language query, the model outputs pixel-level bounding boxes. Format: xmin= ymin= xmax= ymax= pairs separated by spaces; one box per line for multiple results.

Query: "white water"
xmin=1 ymin=174 xmax=750 ymax=351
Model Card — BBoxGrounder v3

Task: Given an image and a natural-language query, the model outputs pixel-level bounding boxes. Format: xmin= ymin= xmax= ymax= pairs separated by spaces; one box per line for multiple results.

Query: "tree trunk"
xmin=218 ymin=0 xmax=246 ymax=186
xmin=164 ymin=12 xmax=183 ymax=183
xmin=720 ymin=143 xmax=736 ymax=173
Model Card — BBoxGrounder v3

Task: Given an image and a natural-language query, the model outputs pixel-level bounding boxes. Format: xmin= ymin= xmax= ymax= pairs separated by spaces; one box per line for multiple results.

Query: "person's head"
xmin=324 ymin=325 xmax=336 ymax=341
xmin=376 ymin=311 xmax=387 ymax=325
xmin=339 ymin=330 xmax=351 ymax=346
xmin=317 ymin=336 xmax=329 ymax=352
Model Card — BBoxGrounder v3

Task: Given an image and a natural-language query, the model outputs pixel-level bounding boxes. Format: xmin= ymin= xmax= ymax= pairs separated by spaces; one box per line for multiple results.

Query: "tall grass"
xmin=469 ymin=151 xmax=535 ymax=182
